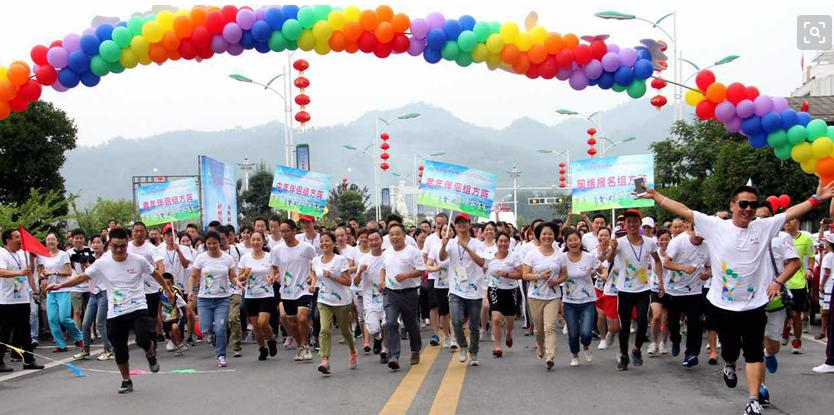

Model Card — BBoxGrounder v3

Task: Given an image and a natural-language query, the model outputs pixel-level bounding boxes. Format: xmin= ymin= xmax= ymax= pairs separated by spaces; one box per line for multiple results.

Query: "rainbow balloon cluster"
xmin=685 ymin=69 xmax=834 ymax=182
xmin=0 ymin=4 xmax=658 ymax=121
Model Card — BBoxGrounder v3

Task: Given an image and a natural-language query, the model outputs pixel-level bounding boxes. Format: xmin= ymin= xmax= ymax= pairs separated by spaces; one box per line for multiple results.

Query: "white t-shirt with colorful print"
xmin=613 ymin=235 xmax=657 ymax=293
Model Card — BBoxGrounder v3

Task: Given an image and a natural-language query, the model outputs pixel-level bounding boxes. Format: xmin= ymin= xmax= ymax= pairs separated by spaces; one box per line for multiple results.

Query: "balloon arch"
xmin=1 ymin=5 xmax=833 ymax=179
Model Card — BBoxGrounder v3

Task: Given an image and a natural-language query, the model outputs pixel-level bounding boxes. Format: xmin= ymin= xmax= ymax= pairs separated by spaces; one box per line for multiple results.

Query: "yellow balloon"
xmin=314 ymin=40 xmax=331 ymax=55
xmin=142 ymin=21 xmax=164 ymax=43
xmin=0 ymin=66 xmax=8 ymax=82
xmin=801 ymin=158 xmax=818 ymax=174
xmin=486 ymin=33 xmax=505 ymax=54
xmin=812 ymin=136 xmax=834 ymax=158
xmin=298 ymin=30 xmax=315 ymax=51
xmin=529 ymin=25 xmax=547 ymax=44
xmin=174 ymin=9 xmax=190 ymax=18
xmin=685 ymin=89 xmax=705 ymax=107
xmin=485 ymin=53 xmax=502 ymax=70
xmin=120 ymin=49 xmax=139 ymax=69
xmin=516 ymin=32 xmax=532 ymax=52
xmin=138 ymin=54 xmax=152 ymax=66
xmin=130 ymin=36 xmax=150 ymax=55
xmin=344 ymin=5 xmax=361 ymax=22
xmin=156 ymin=10 xmax=176 ymax=31
xmin=471 ymin=44 xmax=489 ymax=63
xmin=312 ymin=21 xmax=333 ymax=41
xmin=328 ymin=10 xmax=346 ymax=30
xmin=499 ymin=22 xmax=520 ymax=44
xmin=791 ymin=142 xmax=813 ymax=163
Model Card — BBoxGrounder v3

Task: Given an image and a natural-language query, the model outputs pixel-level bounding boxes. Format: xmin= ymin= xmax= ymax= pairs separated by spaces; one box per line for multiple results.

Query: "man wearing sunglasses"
xmin=636 ymin=180 xmax=834 ymax=415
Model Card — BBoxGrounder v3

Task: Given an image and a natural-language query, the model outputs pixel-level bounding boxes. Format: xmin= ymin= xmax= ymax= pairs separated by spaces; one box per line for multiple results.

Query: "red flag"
xmin=18 ymin=226 xmax=50 ymax=257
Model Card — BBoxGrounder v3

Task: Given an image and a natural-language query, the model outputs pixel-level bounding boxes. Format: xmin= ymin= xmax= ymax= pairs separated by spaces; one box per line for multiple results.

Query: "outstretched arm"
xmin=638 ymin=188 xmax=694 ymax=223
xmin=785 ymin=179 xmax=834 ymax=222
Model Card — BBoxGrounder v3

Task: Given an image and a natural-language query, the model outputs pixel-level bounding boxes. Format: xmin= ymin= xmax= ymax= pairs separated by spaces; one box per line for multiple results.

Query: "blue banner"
xmin=269 ymin=165 xmax=330 ymax=218
xmin=570 ymin=154 xmax=655 ymax=212
xmin=136 ymin=178 xmax=200 ymax=226
xmin=199 ymin=156 xmax=238 ymax=229
xmin=417 ymin=160 xmax=496 ymax=218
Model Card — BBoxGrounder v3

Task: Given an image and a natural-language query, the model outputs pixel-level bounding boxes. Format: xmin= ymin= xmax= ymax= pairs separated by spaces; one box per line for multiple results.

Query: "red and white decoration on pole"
xmin=558 ymin=161 xmax=568 ymax=189
xmin=379 ymin=132 xmax=390 ymax=171
xmin=586 ymin=128 xmax=597 ymax=157
xmin=649 ymin=40 xmax=668 ymax=111
xmin=418 ymin=164 xmax=424 ymax=182
xmin=293 ymin=59 xmax=311 ymax=126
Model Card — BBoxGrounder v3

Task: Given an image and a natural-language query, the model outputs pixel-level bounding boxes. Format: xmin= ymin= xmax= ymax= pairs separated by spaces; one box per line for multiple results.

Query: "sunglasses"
xmin=735 ymin=200 xmax=759 ymax=210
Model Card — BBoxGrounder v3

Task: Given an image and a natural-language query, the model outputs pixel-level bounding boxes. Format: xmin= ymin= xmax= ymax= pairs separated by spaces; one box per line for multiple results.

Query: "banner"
xmin=570 ymin=154 xmax=655 ymax=213
xmin=136 ymin=178 xmax=200 ymax=226
xmin=296 ymin=144 xmax=311 ymax=171
xmin=417 ymin=160 xmax=496 ymax=218
xmin=199 ymin=156 xmax=238 ymax=229
xmin=269 ymin=165 xmax=330 ymax=218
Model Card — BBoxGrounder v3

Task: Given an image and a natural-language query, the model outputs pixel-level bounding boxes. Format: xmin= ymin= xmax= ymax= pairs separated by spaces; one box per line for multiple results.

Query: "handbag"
xmin=765 ymin=243 xmax=793 ymax=313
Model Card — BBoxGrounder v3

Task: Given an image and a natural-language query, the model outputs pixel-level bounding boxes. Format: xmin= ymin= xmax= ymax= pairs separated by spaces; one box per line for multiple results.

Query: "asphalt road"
xmin=1 ymin=322 xmax=832 ymax=415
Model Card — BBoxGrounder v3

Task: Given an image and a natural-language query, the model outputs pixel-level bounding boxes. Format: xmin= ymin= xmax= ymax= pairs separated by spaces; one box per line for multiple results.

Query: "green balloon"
xmin=807 ymin=119 xmax=829 ymax=140
xmin=611 ymin=83 xmax=627 ymax=93
xmin=112 ymin=27 xmax=132 ymax=49
xmin=767 ymin=130 xmax=787 ymax=148
xmin=297 ymin=7 xmax=318 ymax=29
xmin=457 ymin=31 xmax=477 ymax=53
xmin=627 ymin=79 xmax=647 ymax=98
xmin=282 ymin=19 xmax=303 ymax=41
xmin=488 ymin=21 xmax=501 ymax=34
xmin=787 ymin=125 xmax=808 ymax=145
xmin=312 ymin=5 xmax=332 ymax=21
xmin=286 ymin=40 xmax=299 ymax=51
xmin=127 ymin=16 xmax=145 ymax=36
xmin=441 ymin=41 xmax=460 ymax=60
xmin=90 ymin=56 xmax=110 ymax=77
xmin=473 ymin=22 xmax=491 ymax=42
xmin=108 ymin=60 xmax=125 ymax=74
xmin=455 ymin=53 xmax=472 ymax=67
xmin=269 ymin=32 xmax=288 ymax=52
xmin=828 ymin=126 xmax=834 ymax=139
xmin=98 ymin=40 xmax=121 ymax=63
xmin=774 ymin=144 xmax=792 ymax=160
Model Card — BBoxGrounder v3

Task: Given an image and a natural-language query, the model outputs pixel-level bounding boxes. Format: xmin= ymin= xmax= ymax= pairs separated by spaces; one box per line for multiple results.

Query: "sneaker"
xmin=682 ymin=354 xmax=699 ymax=368
xmin=318 ymin=358 xmax=331 ymax=375
xmin=450 ymin=339 xmax=459 ymax=350
xmin=469 ymin=354 xmax=479 ymax=366
xmin=388 ymin=356 xmax=400 ymax=371
xmin=410 ymin=351 xmax=420 ymax=365
xmin=505 ymin=335 xmax=513 ymax=349
xmin=430 ymin=334 xmax=440 ymax=346
xmin=233 ymin=348 xmax=242 ymax=358
xmin=380 ymin=352 xmax=389 ymax=364
xmin=812 ymin=363 xmax=834 ymax=373
xmin=562 ymin=325 xmax=568 ymax=335
xmin=791 ymin=339 xmax=802 ymax=354
xmin=216 ymin=355 xmax=227 ymax=368
xmin=186 ymin=338 xmax=197 ymax=348
xmin=570 ymin=356 xmax=579 ymax=367
xmin=267 ymin=339 xmax=278 ymax=357
xmin=459 ymin=348 xmax=468 ymax=363
xmin=631 ymin=350 xmax=643 ymax=366
xmin=758 ymin=384 xmax=771 ymax=407
xmin=363 ymin=343 xmax=371 ymax=353
xmin=73 ymin=349 xmax=90 ymax=360
xmin=647 ymin=342 xmax=657 ymax=355
xmin=283 ymin=336 xmax=295 ymax=349
xmin=597 ymin=338 xmax=609 ymax=350
xmin=174 ymin=346 xmax=184 ymax=357
xmin=764 ymin=353 xmax=778 ymax=374
xmin=493 ymin=348 xmax=503 ymax=358
xmin=338 ymin=336 xmax=346 ymax=345
xmin=546 ymin=359 xmax=554 ymax=370
xmin=708 ymin=352 xmax=719 ymax=365
xmin=442 ymin=336 xmax=451 ymax=349
xmin=310 ymin=342 xmax=320 ymax=353
xmin=584 ymin=349 xmax=593 ymax=363
xmin=658 ymin=341 xmax=667 ymax=355
xmin=617 ymin=355 xmax=629 ymax=371
xmin=165 ymin=340 xmax=176 ymax=352
xmin=97 ymin=351 xmax=113 ymax=361
xmin=349 ymin=353 xmax=358 ymax=369
xmin=147 ymin=353 xmax=160 ymax=373
xmin=258 ymin=347 xmax=268 ymax=361
xmin=744 ymin=400 xmax=764 ymax=415
xmin=671 ymin=341 xmax=680 ymax=357
xmin=30 ymin=339 xmax=39 ymax=348
xmin=372 ymin=337 xmax=382 ymax=355
xmin=303 ymin=346 xmax=313 ymax=361
xmin=723 ymin=363 xmax=738 ymax=388
xmin=400 ymin=327 xmax=408 ymax=340
xmin=118 ymin=379 xmax=134 ymax=394
xmin=780 ymin=335 xmax=789 ymax=346
xmin=294 ymin=348 xmax=303 ymax=361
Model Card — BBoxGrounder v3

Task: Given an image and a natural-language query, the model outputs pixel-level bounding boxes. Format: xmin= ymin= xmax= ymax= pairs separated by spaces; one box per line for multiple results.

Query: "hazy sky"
xmin=1 ymin=1 xmax=830 ymax=147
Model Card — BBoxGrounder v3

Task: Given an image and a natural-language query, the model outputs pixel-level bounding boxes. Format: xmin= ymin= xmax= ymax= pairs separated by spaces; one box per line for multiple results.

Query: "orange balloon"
xmin=343 ymin=21 xmax=362 ymax=41
xmin=544 ymin=33 xmax=564 ymax=54
xmin=513 ymin=54 xmax=530 ymax=74
xmin=174 ymin=15 xmax=194 ymax=39
xmin=344 ymin=38 xmax=359 ymax=54
xmin=190 ymin=6 xmax=208 ymax=27
xmin=162 ymin=31 xmax=181 ymax=51
xmin=563 ymin=33 xmax=579 ymax=49
xmin=705 ymin=82 xmax=727 ymax=104
xmin=817 ymin=157 xmax=834 ymax=178
xmin=375 ymin=5 xmax=394 ymax=22
xmin=527 ymin=44 xmax=547 ymax=64
xmin=500 ymin=44 xmax=521 ymax=65
xmin=148 ymin=44 xmax=168 ymax=64
xmin=167 ymin=49 xmax=182 ymax=61
xmin=329 ymin=31 xmax=347 ymax=51
xmin=391 ymin=13 xmax=410 ymax=33
xmin=0 ymin=80 xmax=16 ymax=101
xmin=375 ymin=22 xmax=394 ymax=43
xmin=359 ymin=10 xmax=379 ymax=31
xmin=6 ymin=62 xmax=30 ymax=86
xmin=0 ymin=100 xmax=10 ymax=120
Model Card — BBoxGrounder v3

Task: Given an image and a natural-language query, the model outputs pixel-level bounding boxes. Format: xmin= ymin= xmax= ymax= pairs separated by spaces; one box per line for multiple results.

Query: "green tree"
xmin=238 ymin=163 xmax=275 ymax=221
xmin=0 ymin=101 xmax=78 ymax=209
xmin=0 ymin=188 xmax=76 ymax=240
xmin=327 ymin=182 xmax=369 ymax=225
xmin=366 ymin=205 xmax=394 ymax=225
xmin=71 ymin=198 xmax=137 ymax=235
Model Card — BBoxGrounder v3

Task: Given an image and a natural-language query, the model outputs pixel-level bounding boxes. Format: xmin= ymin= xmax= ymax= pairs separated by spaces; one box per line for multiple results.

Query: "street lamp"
xmin=556 ymin=108 xmax=604 ymax=137
xmin=596 ymin=136 xmax=637 ymax=156
xmin=367 ymin=113 xmax=422 ymax=222
xmin=680 ymin=55 xmax=741 ymax=84
xmin=537 ymin=149 xmax=571 ymax=189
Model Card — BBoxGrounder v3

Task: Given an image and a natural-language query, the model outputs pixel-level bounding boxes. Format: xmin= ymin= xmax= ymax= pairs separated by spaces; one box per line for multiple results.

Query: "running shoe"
xmin=233 ymin=347 xmax=242 ymax=358
xmin=349 ymin=353 xmax=358 ymax=369
xmin=546 ymin=359 xmax=554 ymax=370
xmin=118 ymin=379 xmax=134 ymax=394
xmin=174 ymin=346 xmax=184 ymax=357
xmin=442 ymin=336 xmax=451 ymax=349
xmin=671 ymin=341 xmax=680 ymax=357
xmin=318 ymin=358 xmax=331 ymax=375
xmin=682 ymin=355 xmax=699 ymax=368
xmin=493 ymin=348 xmax=503 ymax=358
xmin=409 ymin=351 xmax=420 ymax=365
xmin=258 ymin=347 xmax=268 ymax=361
xmin=744 ymin=400 xmax=764 ymax=415
xmin=97 ymin=351 xmax=113 ymax=361
xmin=155 ymin=333 xmax=165 ymax=343
xmin=294 ymin=347 xmax=303 ymax=361
xmin=469 ymin=354 xmax=479 ymax=366
xmin=758 ymin=384 xmax=770 ymax=407
xmin=303 ymin=346 xmax=313 ymax=361
xmin=267 ymin=339 xmax=278 ymax=357
xmin=597 ymin=338 xmax=609 ymax=350
xmin=0 ymin=363 xmax=12 ymax=373
xmin=791 ymin=339 xmax=802 ymax=354
xmin=372 ymin=337 xmax=382 ymax=355
xmin=647 ymin=342 xmax=657 ymax=355
xmin=617 ymin=355 xmax=629 ymax=371
xmin=363 ymin=343 xmax=371 ymax=354
xmin=708 ymin=352 xmax=719 ymax=365
xmin=570 ymin=356 xmax=579 ymax=367
xmin=186 ymin=338 xmax=197 ymax=348
xmin=458 ymin=347 xmax=468 ymax=363
xmin=283 ymin=336 xmax=295 ymax=349
xmin=30 ymin=339 xmax=39 ymax=348
xmin=74 ymin=340 xmax=84 ymax=348
xmin=387 ymin=356 xmax=399 ymax=371
xmin=812 ymin=363 xmax=834 ymax=373
xmin=165 ymin=340 xmax=176 ymax=352
xmin=216 ymin=355 xmax=228 ymax=368
xmin=658 ymin=341 xmax=667 ymax=355
xmin=147 ymin=353 xmax=160 ymax=373
xmin=584 ymin=349 xmax=593 ymax=363
xmin=450 ymin=339 xmax=459 ymax=350
xmin=73 ymin=349 xmax=90 ymax=360
xmin=631 ymin=350 xmax=643 ymax=366
xmin=764 ymin=353 xmax=778 ymax=373
xmin=430 ymin=334 xmax=440 ymax=346
xmin=52 ymin=347 xmax=68 ymax=353
xmin=22 ymin=361 xmax=44 ymax=370
xmin=723 ymin=363 xmax=737 ymax=388
xmin=380 ymin=352 xmax=388 ymax=364
xmin=505 ymin=335 xmax=513 ymax=348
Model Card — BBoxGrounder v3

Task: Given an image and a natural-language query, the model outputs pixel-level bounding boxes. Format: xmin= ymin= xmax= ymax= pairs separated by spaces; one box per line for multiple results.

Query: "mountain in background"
xmin=62 ymin=99 xmax=683 ymax=207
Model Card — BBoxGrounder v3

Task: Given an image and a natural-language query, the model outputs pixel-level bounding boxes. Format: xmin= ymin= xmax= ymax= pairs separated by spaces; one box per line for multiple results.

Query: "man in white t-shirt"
xmin=581 ymin=213 xmax=607 ymax=252
xmin=298 ymin=215 xmax=321 ymax=254
xmin=422 ymin=212 xmax=448 ymax=346
xmin=0 ymin=229 xmax=44 ymax=372
xmin=353 ymin=230 xmax=388 ymax=362
xmin=640 ymin=182 xmax=834 ymax=415
xmin=47 ymin=227 xmax=173 ymax=394
xmin=128 ymin=222 xmax=166 ymax=342
xmin=382 ymin=214 xmax=418 ymax=250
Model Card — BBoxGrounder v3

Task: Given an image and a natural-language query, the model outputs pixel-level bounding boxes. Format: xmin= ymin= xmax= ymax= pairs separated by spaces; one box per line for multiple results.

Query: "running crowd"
xmin=2 ymin=182 xmax=834 ymax=415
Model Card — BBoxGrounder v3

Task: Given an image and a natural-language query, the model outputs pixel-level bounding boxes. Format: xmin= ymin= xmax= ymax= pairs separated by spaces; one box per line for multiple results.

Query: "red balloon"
xmin=589 ymin=40 xmax=607 ymax=60
xmin=221 ymin=5 xmax=238 ymax=23
xmin=380 ymin=133 xmax=389 ymax=140
xmin=539 ymin=56 xmax=558 ymax=79
xmin=293 ymin=59 xmax=309 ymax=71
xmin=777 ymin=194 xmax=791 ymax=209
xmin=295 ymin=111 xmax=310 ymax=123
xmin=766 ymin=195 xmax=779 ymax=211
xmin=179 ymin=39 xmax=198 ymax=60
xmin=18 ymin=81 xmax=42 ymax=102
xmin=726 ymin=82 xmax=746 ymax=104
xmin=49 ymin=40 xmax=63 ymax=48
xmin=695 ymin=70 xmax=716 ymax=92
xmin=191 ymin=26 xmax=212 ymax=49
xmin=556 ymin=49 xmax=573 ymax=68
xmin=374 ymin=41 xmax=393 ymax=58
xmin=525 ymin=63 xmax=540 ymax=80
xmin=391 ymin=33 xmax=410 ymax=54
xmin=695 ymin=100 xmax=716 ymax=120
xmin=35 ymin=65 xmax=58 ymax=85
xmin=294 ymin=77 xmax=310 ymax=88
xmin=196 ymin=48 xmax=214 ymax=60
xmin=31 ymin=45 xmax=49 ymax=65
xmin=573 ymin=44 xmax=592 ymax=65
xmin=587 ymin=128 xmax=596 ymax=135
xmin=205 ymin=11 xmax=226 ymax=34
xmin=295 ymin=94 xmax=310 ymax=106
xmin=745 ymin=86 xmax=760 ymax=101
xmin=8 ymin=94 xmax=29 ymax=113
xmin=357 ymin=32 xmax=377 ymax=53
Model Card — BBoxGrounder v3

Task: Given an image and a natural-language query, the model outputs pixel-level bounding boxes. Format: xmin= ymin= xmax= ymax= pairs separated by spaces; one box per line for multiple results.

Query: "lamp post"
xmin=556 ymin=108 xmax=604 ymax=138
xmin=229 ymin=70 xmax=294 ymax=167
xmin=238 ymin=156 xmax=255 ymax=192
xmin=680 ymin=55 xmax=741 ymax=84
xmin=536 ymin=149 xmax=571 ymax=189
xmin=596 ymin=136 xmax=637 ymax=156
xmin=507 ymin=166 xmax=522 ymax=219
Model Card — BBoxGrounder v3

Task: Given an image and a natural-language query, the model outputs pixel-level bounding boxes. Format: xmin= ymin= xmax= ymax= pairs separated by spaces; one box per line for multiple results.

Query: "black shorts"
xmin=282 ymin=295 xmax=312 ymax=317
xmin=790 ymin=288 xmax=809 ymax=312
xmin=650 ymin=291 xmax=668 ymax=306
xmin=107 ymin=310 xmax=155 ymax=365
xmin=246 ymin=297 xmax=277 ymax=314
xmin=426 ymin=279 xmax=438 ymax=309
xmin=712 ymin=304 xmax=766 ymax=363
xmin=145 ymin=292 xmax=162 ymax=319
xmin=431 ymin=287 xmax=450 ymax=316
xmin=272 ymin=283 xmax=281 ymax=302
xmin=488 ymin=287 xmax=518 ymax=316
xmin=702 ymin=288 xmax=718 ymax=331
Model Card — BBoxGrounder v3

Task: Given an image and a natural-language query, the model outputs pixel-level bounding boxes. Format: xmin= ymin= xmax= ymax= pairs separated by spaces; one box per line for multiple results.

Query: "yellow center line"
xmin=428 ymin=350 xmax=468 ymax=415
xmin=379 ymin=345 xmax=442 ymax=415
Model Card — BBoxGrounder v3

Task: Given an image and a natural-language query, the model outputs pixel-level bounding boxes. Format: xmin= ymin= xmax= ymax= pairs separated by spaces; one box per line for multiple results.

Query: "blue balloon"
xmin=797 ymin=111 xmax=812 ymax=127
xmin=427 ymin=29 xmax=446 ymax=50
xmin=761 ymin=112 xmax=783 ymax=133
xmin=632 ymin=59 xmax=653 ymax=80
xmin=635 ymin=47 xmax=652 ymax=61
xmin=748 ymin=133 xmax=768 ymax=149
xmin=264 ymin=7 xmax=286 ymax=30
xmin=423 ymin=47 xmax=442 ymax=64
xmin=780 ymin=109 xmax=799 ymax=130
xmin=741 ymin=115 xmax=763 ymax=136
xmin=613 ymin=66 xmax=634 ymax=86
xmin=68 ymin=50 xmax=90 ymax=73
xmin=116 ymin=21 xmax=128 ymax=27
xmin=597 ymin=71 xmax=615 ymax=89
xmin=240 ymin=31 xmax=255 ymax=49
xmin=255 ymin=41 xmax=271 ymax=53
xmin=58 ymin=68 xmax=80 ymax=88
xmin=80 ymin=71 xmax=100 ymax=87
xmin=588 ymin=77 xmax=599 ymax=87
xmin=80 ymin=35 xmax=101 ymax=57
xmin=443 ymin=19 xmax=462 ymax=40
xmin=251 ymin=21 xmax=272 ymax=42
xmin=282 ymin=5 xmax=299 ymax=20
xmin=95 ymin=24 xmax=114 ymax=42
xmin=459 ymin=15 xmax=476 ymax=31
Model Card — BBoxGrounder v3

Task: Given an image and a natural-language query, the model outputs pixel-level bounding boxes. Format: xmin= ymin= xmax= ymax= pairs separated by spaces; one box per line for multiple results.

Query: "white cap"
xmin=826 ymin=232 xmax=834 ymax=244
xmin=641 ymin=217 xmax=655 ymax=228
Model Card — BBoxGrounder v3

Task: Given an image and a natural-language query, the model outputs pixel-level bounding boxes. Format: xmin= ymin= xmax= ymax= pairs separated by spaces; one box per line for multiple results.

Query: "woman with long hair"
xmin=39 ymin=232 xmax=83 ymax=352
xmin=73 ymin=235 xmax=112 ymax=360
xmin=485 ymin=231 xmax=522 ymax=357
xmin=238 ymin=231 xmax=279 ymax=361
xmin=562 ymin=229 xmax=605 ymax=366
xmin=648 ymin=229 xmax=672 ymax=355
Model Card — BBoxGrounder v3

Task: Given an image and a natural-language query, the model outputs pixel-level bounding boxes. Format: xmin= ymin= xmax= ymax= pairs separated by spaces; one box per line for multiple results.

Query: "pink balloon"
xmin=236 ymin=9 xmax=256 ymax=30
xmin=724 ymin=116 xmax=742 ymax=133
xmin=211 ymin=35 xmax=229 ymax=53
xmin=715 ymin=101 xmax=737 ymax=122
xmin=772 ymin=96 xmax=789 ymax=113
xmin=426 ymin=12 xmax=445 ymax=30
xmin=410 ymin=18 xmax=429 ymax=40
xmin=407 ymin=37 xmax=426 ymax=56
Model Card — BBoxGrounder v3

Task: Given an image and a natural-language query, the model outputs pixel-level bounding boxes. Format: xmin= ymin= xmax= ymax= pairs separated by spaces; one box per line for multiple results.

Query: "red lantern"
xmin=801 ymin=100 xmax=810 ymax=112
xmin=294 ymin=76 xmax=310 ymax=88
xmin=418 ymin=165 xmax=424 ymax=171
xmin=380 ymin=162 xmax=389 ymax=171
xmin=650 ymin=95 xmax=668 ymax=110
xmin=657 ymin=40 xmax=668 ymax=52
xmin=380 ymin=152 xmax=390 ymax=160
xmin=295 ymin=94 xmax=310 ymax=106
xmin=586 ymin=128 xmax=596 ymax=136
xmin=587 ymin=138 xmax=597 ymax=146
xmin=587 ymin=148 xmax=597 ymax=156
xmin=295 ymin=111 xmax=311 ymax=123
xmin=559 ymin=183 xmax=567 ymax=188
xmin=650 ymin=78 xmax=667 ymax=90
xmin=380 ymin=133 xmax=390 ymax=141
xmin=381 ymin=142 xmax=390 ymax=150
xmin=293 ymin=59 xmax=309 ymax=71
xmin=558 ymin=162 xmax=566 ymax=168
xmin=559 ymin=168 xmax=566 ymax=174
xmin=657 ymin=61 xmax=668 ymax=70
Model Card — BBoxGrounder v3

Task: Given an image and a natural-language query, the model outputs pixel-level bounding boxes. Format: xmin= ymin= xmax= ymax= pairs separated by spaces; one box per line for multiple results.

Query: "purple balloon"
xmin=569 ymin=71 xmax=589 ymax=90
xmin=601 ymin=52 xmax=620 ymax=72
xmin=211 ymin=35 xmax=229 ymax=53
xmin=227 ymin=43 xmax=244 ymax=56
xmin=618 ymin=47 xmax=637 ymax=67
xmin=63 ymin=34 xmax=82 ymax=52
xmin=426 ymin=12 xmax=445 ymax=30
xmin=223 ymin=23 xmax=243 ymax=43
xmin=736 ymin=99 xmax=755 ymax=119
xmin=556 ymin=67 xmax=573 ymax=81
xmin=82 ymin=28 xmax=96 ymax=37
xmin=606 ymin=43 xmax=620 ymax=54
xmin=583 ymin=60 xmax=603 ymax=80
xmin=52 ymin=80 xmax=68 ymax=92
xmin=715 ymin=101 xmax=737 ymax=122
xmin=46 ymin=47 xmax=69 ymax=68
xmin=255 ymin=7 xmax=266 ymax=21
xmin=410 ymin=18 xmax=429 ymax=40
xmin=724 ymin=116 xmax=742 ymax=133
xmin=236 ymin=9 xmax=257 ymax=30
xmin=407 ymin=37 xmax=426 ymax=56
xmin=754 ymin=95 xmax=773 ymax=117
xmin=772 ymin=96 xmax=789 ymax=113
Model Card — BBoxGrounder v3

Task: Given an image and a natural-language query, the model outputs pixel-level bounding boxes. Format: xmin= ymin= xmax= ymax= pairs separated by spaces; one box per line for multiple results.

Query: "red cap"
xmin=299 ymin=214 xmax=316 ymax=222
xmin=454 ymin=213 xmax=471 ymax=223
xmin=622 ymin=209 xmax=642 ymax=219
xmin=162 ymin=224 xmax=174 ymax=234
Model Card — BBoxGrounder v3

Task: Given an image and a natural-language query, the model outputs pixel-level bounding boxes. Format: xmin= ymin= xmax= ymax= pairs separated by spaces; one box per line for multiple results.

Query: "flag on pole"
xmin=17 ymin=226 xmax=50 ymax=257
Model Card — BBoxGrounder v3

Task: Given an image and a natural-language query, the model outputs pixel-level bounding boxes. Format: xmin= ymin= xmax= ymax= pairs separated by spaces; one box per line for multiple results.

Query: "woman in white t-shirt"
xmin=592 ymin=227 xmax=618 ymax=351
xmin=426 ymin=225 xmax=455 ymax=349
xmin=648 ymin=229 xmax=672 ymax=355
xmin=312 ymin=231 xmax=356 ymax=375
xmin=480 ymin=223 xmax=499 ymax=341
xmin=562 ymin=229 xmax=605 ymax=367
xmin=485 ymin=231 xmax=522 ymax=358
xmin=38 ymin=232 xmax=82 ymax=352
xmin=189 ymin=231 xmax=239 ymax=368
xmin=521 ymin=222 xmax=567 ymax=370
xmin=178 ymin=232 xmax=199 ymax=347
xmin=818 ymin=234 xmax=834 ymax=340
xmin=238 ymin=231 xmax=278 ymax=361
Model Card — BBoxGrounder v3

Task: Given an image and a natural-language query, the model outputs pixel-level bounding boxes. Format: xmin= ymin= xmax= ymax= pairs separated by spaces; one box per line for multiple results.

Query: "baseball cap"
xmin=299 ymin=215 xmax=316 ymax=222
xmin=162 ymin=224 xmax=174 ymax=234
xmin=454 ymin=213 xmax=471 ymax=223
xmin=641 ymin=217 xmax=655 ymax=228
xmin=622 ymin=209 xmax=642 ymax=220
